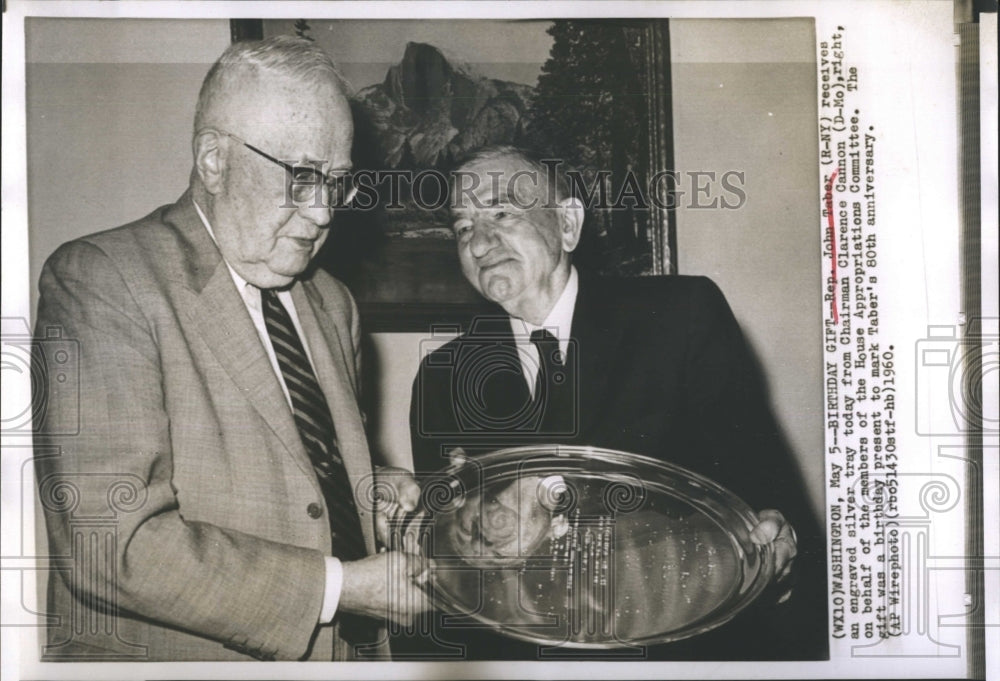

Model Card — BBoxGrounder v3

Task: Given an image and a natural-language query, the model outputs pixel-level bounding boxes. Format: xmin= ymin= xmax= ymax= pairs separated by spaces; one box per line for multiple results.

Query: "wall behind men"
xmin=26 ymin=18 xmax=232 ymax=314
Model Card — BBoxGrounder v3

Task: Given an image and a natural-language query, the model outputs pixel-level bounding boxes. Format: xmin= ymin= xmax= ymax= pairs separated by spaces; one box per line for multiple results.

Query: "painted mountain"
xmin=325 ymin=41 xmax=537 ymax=308
xmin=352 ymin=41 xmax=534 ymax=170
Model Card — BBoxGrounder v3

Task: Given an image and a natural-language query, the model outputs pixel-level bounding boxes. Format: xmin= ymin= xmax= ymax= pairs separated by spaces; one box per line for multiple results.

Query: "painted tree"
xmin=526 ymin=20 xmax=650 ymax=269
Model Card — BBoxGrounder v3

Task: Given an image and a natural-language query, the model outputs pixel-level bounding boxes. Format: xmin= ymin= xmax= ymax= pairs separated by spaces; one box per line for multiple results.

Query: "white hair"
xmin=194 ymin=35 xmax=351 ymax=133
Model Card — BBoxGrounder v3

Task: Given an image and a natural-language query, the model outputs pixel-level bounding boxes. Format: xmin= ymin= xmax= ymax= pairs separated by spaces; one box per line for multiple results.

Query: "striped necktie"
xmin=260 ymin=288 xmax=366 ymax=560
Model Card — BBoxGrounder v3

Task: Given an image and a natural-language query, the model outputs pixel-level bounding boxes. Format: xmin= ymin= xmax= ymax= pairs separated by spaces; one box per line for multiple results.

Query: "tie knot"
xmin=530 ymin=329 xmax=562 ymax=365
xmin=529 ymin=329 xmax=558 ymax=346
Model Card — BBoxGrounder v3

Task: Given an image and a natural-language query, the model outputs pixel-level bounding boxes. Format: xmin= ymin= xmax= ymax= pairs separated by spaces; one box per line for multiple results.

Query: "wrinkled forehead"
xmin=451 ymin=157 xmax=552 ymax=215
xmin=227 ymin=74 xmax=353 ymax=156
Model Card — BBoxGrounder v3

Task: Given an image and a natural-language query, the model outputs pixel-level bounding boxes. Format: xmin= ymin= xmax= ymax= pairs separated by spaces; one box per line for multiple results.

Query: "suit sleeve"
xmin=680 ymin=278 xmax=826 ymax=655
xmin=410 ymin=348 xmax=472 ymax=476
xmin=409 ymin=358 xmax=441 ymax=475
xmin=34 ymin=241 xmax=326 ymax=661
xmin=680 ymin=277 xmax=816 ymax=528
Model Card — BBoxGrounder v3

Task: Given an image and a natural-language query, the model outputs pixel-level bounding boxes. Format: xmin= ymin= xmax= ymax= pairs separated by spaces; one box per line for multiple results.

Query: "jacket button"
xmin=306 ymin=502 xmax=323 ymax=519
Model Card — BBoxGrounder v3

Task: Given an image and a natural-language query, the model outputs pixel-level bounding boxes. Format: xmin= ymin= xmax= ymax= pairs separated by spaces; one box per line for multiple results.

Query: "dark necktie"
xmin=529 ymin=329 xmax=576 ymax=434
xmin=260 ymin=288 xmax=366 ymax=561
xmin=529 ymin=329 xmax=562 ymax=403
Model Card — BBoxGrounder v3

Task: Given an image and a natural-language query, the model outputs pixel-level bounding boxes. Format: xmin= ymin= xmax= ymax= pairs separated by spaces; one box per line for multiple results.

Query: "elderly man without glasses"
xmin=406 ymin=146 xmax=826 ymax=660
xmin=33 ymin=36 xmax=428 ymax=662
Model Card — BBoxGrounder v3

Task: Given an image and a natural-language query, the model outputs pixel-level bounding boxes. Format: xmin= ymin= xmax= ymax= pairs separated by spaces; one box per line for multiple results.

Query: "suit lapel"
xmin=170 ymin=195 xmax=318 ymax=484
xmin=471 ymin=316 xmax=534 ymax=430
xmin=292 ymin=281 xmax=376 ymax=553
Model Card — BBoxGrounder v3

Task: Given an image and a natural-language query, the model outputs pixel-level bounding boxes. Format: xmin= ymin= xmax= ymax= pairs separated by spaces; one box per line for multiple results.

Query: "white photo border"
xmin=2 ymin=2 xmax=995 ymax=680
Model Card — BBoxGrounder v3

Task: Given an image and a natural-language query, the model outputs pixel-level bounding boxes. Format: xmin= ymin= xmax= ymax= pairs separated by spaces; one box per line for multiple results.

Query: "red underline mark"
xmin=825 ymin=169 xmax=839 ymax=325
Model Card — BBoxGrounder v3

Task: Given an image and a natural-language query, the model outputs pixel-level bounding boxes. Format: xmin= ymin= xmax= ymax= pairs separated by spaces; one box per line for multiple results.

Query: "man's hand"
xmin=372 ymin=466 xmax=421 ymax=547
xmin=338 ymin=551 xmax=433 ymax=626
xmin=750 ymin=509 xmax=797 ymax=603
xmin=447 ymin=447 xmax=469 ymax=467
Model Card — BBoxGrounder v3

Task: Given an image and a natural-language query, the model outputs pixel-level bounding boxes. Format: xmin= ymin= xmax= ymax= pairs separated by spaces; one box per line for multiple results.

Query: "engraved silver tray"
xmin=413 ymin=445 xmax=774 ymax=648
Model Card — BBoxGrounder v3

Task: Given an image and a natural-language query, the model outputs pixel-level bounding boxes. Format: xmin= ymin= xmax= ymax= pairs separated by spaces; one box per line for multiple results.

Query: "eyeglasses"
xmin=215 ymin=130 xmax=357 ymax=208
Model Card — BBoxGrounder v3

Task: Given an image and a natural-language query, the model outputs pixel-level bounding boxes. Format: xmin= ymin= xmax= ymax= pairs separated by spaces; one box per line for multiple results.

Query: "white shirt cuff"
xmin=318 ymin=556 xmax=344 ymax=624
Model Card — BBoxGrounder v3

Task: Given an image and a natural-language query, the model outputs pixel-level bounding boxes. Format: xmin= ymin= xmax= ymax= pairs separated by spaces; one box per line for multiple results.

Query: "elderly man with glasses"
xmin=33 ymin=36 xmax=428 ymax=662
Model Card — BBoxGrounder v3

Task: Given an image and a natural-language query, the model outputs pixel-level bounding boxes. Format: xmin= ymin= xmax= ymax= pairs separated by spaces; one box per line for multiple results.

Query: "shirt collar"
xmin=509 ymin=266 xmax=579 ymax=341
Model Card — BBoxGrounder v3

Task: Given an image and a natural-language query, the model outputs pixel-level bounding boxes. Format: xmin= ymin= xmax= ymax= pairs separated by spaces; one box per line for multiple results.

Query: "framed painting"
xmin=238 ymin=18 xmax=676 ymax=331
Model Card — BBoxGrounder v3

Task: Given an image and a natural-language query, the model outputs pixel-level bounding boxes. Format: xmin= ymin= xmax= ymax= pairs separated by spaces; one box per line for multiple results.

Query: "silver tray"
xmin=410 ymin=445 xmax=774 ymax=649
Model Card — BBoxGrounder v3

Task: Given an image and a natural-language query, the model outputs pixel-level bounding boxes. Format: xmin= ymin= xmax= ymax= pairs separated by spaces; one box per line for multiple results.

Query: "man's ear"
xmin=193 ymin=130 xmax=226 ymax=194
xmin=558 ymin=197 xmax=585 ymax=253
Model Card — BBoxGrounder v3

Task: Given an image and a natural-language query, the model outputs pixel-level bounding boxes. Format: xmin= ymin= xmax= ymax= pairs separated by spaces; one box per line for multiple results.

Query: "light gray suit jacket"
xmin=34 ymin=191 xmax=380 ymax=661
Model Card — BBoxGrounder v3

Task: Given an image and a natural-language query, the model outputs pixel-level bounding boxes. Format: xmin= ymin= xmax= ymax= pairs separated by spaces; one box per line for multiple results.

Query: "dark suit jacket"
xmin=33 ymin=192 xmax=381 ymax=661
xmin=406 ymin=275 xmax=826 ymax=660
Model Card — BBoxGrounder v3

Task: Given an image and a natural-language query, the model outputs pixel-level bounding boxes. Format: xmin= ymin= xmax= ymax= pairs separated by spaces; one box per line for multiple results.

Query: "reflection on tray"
xmin=412 ymin=446 xmax=771 ymax=648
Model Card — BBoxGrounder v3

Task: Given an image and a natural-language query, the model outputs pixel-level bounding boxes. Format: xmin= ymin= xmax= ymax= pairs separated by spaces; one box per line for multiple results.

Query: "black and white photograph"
xmin=1 ymin=1 xmax=995 ymax=680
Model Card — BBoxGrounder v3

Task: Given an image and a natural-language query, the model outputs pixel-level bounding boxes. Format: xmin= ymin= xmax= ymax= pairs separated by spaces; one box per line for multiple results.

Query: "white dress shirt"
xmin=194 ymin=202 xmax=343 ymax=625
xmin=508 ymin=266 xmax=579 ymax=398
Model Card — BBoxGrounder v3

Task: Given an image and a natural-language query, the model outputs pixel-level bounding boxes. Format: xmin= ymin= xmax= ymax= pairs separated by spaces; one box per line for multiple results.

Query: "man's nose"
xmin=468 ymin=221 xmax=498 ymax=258
xmin=296 ymin=199 xmax=333 ymax=228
